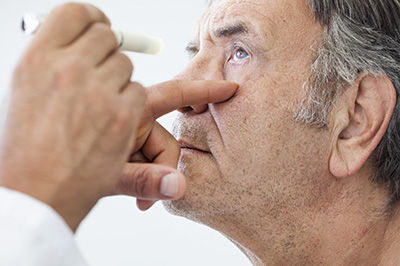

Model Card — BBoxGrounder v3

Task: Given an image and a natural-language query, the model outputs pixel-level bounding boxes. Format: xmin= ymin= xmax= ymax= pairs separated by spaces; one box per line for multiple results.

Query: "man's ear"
xmin=329 ymin=74 xmax=396 ymax=178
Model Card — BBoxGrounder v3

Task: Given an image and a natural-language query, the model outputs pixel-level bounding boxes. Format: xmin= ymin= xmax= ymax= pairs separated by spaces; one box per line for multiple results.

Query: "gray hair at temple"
xmin=207 ymin=0 xmax=400 ymax=202
xmin=295 ymin=0 xmax=400 ymax=203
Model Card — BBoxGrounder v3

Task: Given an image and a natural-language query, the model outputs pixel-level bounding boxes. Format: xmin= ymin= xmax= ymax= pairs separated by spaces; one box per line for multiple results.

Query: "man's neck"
xmin=227 ymin=208 xmax=392 ymax=266
xmin=203 ymin=188 xmax=398 ymax=265
xmin=379 ymin=205 xmax=400 ymax=265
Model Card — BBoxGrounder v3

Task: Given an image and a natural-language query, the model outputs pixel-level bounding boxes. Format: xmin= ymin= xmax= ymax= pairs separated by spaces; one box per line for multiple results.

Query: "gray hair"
xmin=295 ymin=0 xmax=400 ymax=201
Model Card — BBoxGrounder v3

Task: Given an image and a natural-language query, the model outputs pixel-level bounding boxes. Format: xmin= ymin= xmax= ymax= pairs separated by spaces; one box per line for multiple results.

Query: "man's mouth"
xmin=178 ymin=140 xmax=211 ymax=155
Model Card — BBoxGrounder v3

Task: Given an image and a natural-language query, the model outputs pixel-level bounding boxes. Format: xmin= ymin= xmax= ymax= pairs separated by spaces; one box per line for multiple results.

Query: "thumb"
xmin=114 ymin=163 xmax=186 ymax=200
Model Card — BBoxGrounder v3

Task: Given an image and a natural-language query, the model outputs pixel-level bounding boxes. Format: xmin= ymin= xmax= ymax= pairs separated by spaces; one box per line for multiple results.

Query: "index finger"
xmin=146 ymin=80 xmax=238 ymax=119
xmin=36 ymin=3 xmax=111 ymax=47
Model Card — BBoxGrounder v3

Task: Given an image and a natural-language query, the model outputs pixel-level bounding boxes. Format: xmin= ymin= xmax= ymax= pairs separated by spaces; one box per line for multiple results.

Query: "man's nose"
xmin=174 ymin=52 xmax=224 ymax=114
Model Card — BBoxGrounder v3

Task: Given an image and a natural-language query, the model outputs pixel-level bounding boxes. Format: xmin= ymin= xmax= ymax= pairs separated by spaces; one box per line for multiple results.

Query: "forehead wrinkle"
xmin=212 ymin=3 xmax=273 ymax=40
xmin=189 ymin=0 xmax=285 ymax=57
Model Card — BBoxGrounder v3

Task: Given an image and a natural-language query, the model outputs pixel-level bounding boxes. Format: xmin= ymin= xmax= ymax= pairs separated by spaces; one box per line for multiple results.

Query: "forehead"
xmin=194 ymin=0 xmax=316 ymax=42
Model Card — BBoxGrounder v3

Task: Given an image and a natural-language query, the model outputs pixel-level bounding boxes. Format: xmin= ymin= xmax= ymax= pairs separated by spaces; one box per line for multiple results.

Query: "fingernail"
xmin=160 ymin=173 xmax=179 ymax=198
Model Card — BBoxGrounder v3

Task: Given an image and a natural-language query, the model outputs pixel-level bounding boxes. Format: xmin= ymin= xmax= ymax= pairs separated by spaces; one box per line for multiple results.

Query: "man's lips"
xmin=178 ymin=140 xmax=211 ymax=154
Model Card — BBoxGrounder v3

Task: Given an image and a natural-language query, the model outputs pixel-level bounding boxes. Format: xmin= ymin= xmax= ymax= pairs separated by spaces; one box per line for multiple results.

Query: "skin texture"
xmin=0 ymin=3 xmax=238 ymax=231
xmin=118 ymin=79 xmax=239 ymax=210
xmin=164 ymin=0 xmax=400 ymax=265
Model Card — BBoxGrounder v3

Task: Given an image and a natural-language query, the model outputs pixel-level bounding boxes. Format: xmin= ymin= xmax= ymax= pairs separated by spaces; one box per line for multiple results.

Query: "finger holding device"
xmin=22 ymin=13 xmax=164 ymax=55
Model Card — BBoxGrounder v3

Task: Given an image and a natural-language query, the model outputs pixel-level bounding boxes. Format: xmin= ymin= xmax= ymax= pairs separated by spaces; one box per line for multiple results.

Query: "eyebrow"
xmin=185 ymin=22 xmax=250 ymax=55
xmin=185 ymin=42 xmax=198 ymax=55
xmin=214 ymin=22 xmax=249 ymax=38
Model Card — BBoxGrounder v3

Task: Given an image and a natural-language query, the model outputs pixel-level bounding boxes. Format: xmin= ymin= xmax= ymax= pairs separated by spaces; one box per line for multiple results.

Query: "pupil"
xmin=236 ymin=49 xmax=247 ymax=59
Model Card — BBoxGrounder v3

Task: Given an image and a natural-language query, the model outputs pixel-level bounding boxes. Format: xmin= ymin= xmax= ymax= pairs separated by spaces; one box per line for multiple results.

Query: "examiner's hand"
xmin=115 ymin=80 xmax=238 ymax=210
xmin=0 ymin=3 xmax=145 ymax=231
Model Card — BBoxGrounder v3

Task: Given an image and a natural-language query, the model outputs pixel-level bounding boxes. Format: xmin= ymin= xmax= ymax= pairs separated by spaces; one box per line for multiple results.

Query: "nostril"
xmin=178 ymin=106 xmax=193 ymax=113
xmin=178 ymin=104 xmax=208 ymax=114
xmin=191 ymin=104 xmax=208 ymax=114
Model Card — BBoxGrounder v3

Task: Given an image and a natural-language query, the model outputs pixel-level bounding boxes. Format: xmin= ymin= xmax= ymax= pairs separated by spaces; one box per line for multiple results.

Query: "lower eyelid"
xmin=223 ymin=46 xmax=251 ymax=70
xmin=226 ymin=58 xmax=250 ymax=68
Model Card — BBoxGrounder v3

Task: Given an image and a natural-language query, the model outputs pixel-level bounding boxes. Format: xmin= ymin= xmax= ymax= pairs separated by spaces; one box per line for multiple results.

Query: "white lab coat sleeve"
xmin=0 ymin=187 xmax=88 ymax=266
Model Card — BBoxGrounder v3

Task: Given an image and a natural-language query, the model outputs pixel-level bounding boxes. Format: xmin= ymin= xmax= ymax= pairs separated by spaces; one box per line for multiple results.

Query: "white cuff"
xmin=0 ymin=187 xmax=88 ymax=266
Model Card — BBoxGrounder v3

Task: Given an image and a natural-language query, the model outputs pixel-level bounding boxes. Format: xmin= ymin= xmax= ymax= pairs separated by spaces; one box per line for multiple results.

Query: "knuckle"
xmin=105 ymin=53 xmax=133 ymax=82
xmin=133 ymin=80 xmax=146 ymax=92
xmin=123 ymin=84 xmax=146 ymax=112
xmin=170 ymin=79 xmax=184 ymax=88
xmin=89 ymin=22 xmax=112 ymax=37
xmin=134 ymin=167 xmax=156 ymax=197
xmin=57 ymin=3 xmax=92 ymax=23
xmin=130 ymin=82 xmax=147 ymax=100
xmin=117 ymin=53 xmax=134 ymax=76
xmin=84 ymin=23 xmax=118 ymax=51
xmin=103 ymin=26 xmax=119 ymax=48
xmin=162 ymin=80 xmax=178 ymax=92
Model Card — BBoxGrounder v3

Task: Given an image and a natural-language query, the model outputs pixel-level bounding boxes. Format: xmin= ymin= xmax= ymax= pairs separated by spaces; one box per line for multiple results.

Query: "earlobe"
xmin=329 ymin=74 xmax=396 ymax=178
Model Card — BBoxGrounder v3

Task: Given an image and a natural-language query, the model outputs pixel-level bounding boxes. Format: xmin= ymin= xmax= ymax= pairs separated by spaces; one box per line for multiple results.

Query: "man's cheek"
xmin=208 ymin=86 xmax=256 ymax=132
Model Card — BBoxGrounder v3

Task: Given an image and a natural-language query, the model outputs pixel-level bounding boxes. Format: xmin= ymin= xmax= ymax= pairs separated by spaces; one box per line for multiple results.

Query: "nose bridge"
xmin=175 ymin=50 xmax=225 ymax=81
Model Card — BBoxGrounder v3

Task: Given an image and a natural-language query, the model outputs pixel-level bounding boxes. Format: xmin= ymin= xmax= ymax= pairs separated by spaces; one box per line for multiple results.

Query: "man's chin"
xmin=162 ymin=198 xmax=185 ymax=216
xmin=163 ymin=156 xmax=228 ymax=221
xmin=161 ymin=197 xmax=200 ymax=221
xmin=162 ymin=193 xmax=214 ymax=223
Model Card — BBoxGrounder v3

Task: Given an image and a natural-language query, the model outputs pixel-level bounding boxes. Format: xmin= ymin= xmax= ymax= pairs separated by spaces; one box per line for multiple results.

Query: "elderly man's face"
xmin=166 ymin=0 xmax=331 ymax=226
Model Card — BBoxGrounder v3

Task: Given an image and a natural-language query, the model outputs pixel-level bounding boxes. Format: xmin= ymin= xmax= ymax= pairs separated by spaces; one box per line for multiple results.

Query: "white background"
xmin=0 ymin=0 xmax=252 ymax=265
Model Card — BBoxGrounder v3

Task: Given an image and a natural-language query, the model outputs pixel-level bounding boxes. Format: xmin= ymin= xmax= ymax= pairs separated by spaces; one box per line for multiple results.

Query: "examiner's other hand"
xmin=0 ymin=3 xmax=145 ymax=231
xmin=115 ymin=80 xmax=238 ymax=210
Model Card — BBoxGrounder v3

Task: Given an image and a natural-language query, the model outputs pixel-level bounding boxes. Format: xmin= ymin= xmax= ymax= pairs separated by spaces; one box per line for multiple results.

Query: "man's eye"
xmin=232 ymin=48 xmax=250 ymax=61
